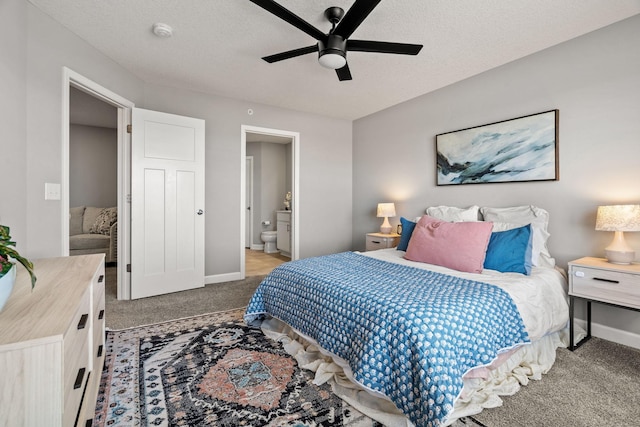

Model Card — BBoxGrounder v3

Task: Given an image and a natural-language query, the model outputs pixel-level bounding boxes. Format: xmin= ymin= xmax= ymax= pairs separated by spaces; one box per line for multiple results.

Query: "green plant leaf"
xmin=0 ymin=225 xmax=37 ymax=289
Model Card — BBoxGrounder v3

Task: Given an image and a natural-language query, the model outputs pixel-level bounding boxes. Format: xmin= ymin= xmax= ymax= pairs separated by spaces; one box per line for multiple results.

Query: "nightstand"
xmin=568 ymin=257 xmax=640 ymax=350
xmin=365 ymin=232 xmax=400 ymax=251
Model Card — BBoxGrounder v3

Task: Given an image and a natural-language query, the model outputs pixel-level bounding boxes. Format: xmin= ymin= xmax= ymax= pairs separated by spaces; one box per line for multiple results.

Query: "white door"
xmin=245 ymin=157 xmax=253 ymax=248
xmin=131 ymin=108 xmax=205 ymax=299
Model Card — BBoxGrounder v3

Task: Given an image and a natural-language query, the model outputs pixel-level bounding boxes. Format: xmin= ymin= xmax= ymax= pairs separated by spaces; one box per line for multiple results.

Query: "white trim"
xmin=246 ymin=156 xmax=254 ymax=249
xmin=62 ymin=67 xmax=134 ymax=300
xmin=251 ymin=244 xmax=265 ymax=251
xmin=240 ymin=125 xmax=300 ymax=280
xmin=575 ymin=319 xmax=640 ymax=350
xmin=205 ymin=272 xmax=243 ymax=285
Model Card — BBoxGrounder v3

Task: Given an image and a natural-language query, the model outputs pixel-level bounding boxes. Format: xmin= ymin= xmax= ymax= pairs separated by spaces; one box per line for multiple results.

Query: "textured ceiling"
xmin=30 ymin=0 xmax=640 ymax=120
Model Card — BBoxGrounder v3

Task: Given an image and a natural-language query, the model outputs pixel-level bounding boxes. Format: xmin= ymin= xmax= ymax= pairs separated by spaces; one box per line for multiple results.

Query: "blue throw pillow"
xmin=483 ymin=224 xmax=532 ymax=275
xmin=396 ymin=217 xmax=417 ymax=251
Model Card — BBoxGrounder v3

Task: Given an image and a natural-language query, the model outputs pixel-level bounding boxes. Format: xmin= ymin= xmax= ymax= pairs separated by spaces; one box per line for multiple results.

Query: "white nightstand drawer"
xmin=568 ymin=257 xmax=640 ymax=350
xmin=570 ymin=265 xmax=640 ymax=310
xmin=365 ymin=233 xmax=400 ymax=251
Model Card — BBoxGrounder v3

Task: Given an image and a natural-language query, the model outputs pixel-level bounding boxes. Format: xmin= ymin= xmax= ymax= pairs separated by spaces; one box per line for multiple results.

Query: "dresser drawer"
xmin=63 ymin=339 xmax=90 ymax=427
xmin=93 ymin=267 xmax=105 ymax=320
xmin=93 ymin=287 xmax=106 ymax=360
xmin=570 ymin=265 xmax=640 ymax=310
xmin=63 ymin=288 xmax=91 ymax=389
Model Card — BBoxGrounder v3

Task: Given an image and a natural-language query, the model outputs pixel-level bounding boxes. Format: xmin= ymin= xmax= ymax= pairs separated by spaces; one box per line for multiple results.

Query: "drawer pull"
xmin=98 ymin=275 xmax=104 ymax=283
xmin=77 ymin=313 xmax=89 ymax=330
xmin=593 ymin=277 xmax=619 ymax=284
xmin=371 ymin=240 xmax=381 ymax=244
xmin=74 ymin=368 xmax=86 ymax=389
xmin=97 ymin=344 xmax=103 ymax=358
xmin=98 ymin=309 xmax=105 ymax=320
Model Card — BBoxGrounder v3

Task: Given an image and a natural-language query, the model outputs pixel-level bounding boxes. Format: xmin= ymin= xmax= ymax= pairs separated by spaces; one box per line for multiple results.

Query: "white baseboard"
xmin=575 ymin=319 xmax=640 ymax=350
xmin=250 ymin=244 xmax=264 ymax=251
xmin=205 ymin=272 xmax=242 ymax=284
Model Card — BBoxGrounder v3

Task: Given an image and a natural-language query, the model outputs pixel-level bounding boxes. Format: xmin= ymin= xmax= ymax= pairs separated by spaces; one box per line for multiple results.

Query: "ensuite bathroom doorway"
xmin=241 ymin=125 xmax=299 ymax=279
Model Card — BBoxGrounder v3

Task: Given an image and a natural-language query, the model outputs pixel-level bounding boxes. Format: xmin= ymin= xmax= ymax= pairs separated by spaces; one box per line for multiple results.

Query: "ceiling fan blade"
xmin=336 ymin=63 xmax=352 ymax=81
xmin=348 ymin=40 xmax=423 ymax=55
xmin=262 ymin=45 xmax=318 ymax=63
xmin=249 ymin=0 xmax=325 ymax=41
xmin=333 ymin=0 xmax=382 ymax=39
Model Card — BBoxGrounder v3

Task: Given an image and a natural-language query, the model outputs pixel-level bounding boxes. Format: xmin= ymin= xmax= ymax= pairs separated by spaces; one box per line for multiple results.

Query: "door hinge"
xmin=126 ymin=124 xmax=132 ymax=134
xmin=126 ymin=263 xmax=131 ymax=273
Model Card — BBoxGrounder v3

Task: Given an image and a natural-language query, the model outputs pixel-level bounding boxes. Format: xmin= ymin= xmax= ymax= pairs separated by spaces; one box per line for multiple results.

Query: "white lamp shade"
xmin=595 ymin=205 xmax=640 ymax=231
xmin=377 ymin=203 xmax=396 ymax=218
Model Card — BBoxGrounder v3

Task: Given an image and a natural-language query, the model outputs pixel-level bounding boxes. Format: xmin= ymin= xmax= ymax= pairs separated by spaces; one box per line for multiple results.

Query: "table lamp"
xmin=595 ymin=204 xmax=640 ymax=264
xmin=377 ymin=203 xmax=396 ymax=234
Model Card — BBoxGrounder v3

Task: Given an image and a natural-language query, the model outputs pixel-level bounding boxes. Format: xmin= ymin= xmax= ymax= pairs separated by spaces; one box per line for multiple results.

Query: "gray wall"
xmin=23 ymin=1 xmax=144 ymax=258
xmin=0 ymin=0 xmax=27 ymax=245
xmin=69 ymin=125 xmax=118 ymax=208
xmin=353 ymin=15 xmax=640 ymax=342
xmin=5 ymin=1 xmax=352 ymax=278
xmin=142 ymin=84 xmax=353 ymax=276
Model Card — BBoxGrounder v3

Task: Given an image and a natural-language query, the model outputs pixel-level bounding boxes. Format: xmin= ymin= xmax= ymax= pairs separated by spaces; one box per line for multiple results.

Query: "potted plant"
xmin=0 ymin=225 xmax=37 ymax=311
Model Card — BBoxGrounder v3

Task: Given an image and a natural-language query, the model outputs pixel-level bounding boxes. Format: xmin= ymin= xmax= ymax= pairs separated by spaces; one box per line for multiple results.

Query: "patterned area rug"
xmin=94 ymin=309 xmax=485 ymax=426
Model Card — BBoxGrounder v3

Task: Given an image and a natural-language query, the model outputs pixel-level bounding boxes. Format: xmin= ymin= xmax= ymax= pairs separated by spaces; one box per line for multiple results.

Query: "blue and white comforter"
xmin=244 ymin=251 xmax=530 ymax=426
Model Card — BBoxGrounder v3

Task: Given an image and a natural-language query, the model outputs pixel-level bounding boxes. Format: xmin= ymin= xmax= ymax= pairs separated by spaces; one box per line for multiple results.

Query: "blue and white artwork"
xmin=436 ymin=110 xmax=558 ymax=185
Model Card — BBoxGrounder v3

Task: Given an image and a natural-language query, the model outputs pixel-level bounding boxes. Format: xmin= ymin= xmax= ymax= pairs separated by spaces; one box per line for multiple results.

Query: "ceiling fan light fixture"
xmin=318 ymin=51 xmax=346 ymax=69
xmin=318 ymin=35 xmax=347 ymax=69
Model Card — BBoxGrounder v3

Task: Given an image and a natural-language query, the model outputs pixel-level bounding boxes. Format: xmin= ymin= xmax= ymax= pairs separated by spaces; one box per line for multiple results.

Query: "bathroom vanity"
xmin=276 ymin=210 xmax=291 ymax=257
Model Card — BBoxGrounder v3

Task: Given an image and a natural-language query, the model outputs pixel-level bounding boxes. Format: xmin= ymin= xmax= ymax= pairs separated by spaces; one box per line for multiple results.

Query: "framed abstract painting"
xmin=436 ymin=110 xmax=559 ymax=185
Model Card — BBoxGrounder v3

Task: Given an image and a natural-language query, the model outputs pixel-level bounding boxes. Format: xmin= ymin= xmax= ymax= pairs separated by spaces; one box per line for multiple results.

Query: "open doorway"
xmin=241 ymin=126 xmax=299 ymax=279
xmin=63 ymin=68 xmax=134 ymax=299
xmin=68 ymin=87 xmax=118 ymax=261
xmin=68 ymin=87 xmax=119 ymax=300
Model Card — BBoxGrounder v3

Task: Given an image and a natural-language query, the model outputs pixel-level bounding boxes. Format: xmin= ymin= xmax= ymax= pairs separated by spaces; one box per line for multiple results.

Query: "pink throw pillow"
xmin=404 ymin=215 xmax=493 ymax=273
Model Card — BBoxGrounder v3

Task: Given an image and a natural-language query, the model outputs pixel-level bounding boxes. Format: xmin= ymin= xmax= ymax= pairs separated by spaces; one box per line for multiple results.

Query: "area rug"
xmin=93 ymin=309 xmax=485 ymax=426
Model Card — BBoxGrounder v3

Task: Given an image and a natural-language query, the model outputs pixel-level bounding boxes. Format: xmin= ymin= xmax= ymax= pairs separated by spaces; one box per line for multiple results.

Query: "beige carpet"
xmin=104 ymin=266 xmax=264 ymax=330
xmin=104 ymin=267 xmax=640 ymax=426
xmin=472 ymin=337 xmax=640 ymax=426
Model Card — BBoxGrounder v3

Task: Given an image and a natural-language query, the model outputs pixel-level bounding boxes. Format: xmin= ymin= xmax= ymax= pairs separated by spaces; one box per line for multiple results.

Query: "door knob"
xmin=197 ymin=209 xmax=203 ymax=215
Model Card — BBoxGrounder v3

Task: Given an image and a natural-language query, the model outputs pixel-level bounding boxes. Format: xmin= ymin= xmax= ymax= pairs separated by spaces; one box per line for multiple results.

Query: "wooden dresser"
xmin=0 ymin=254 xmax=105 ymax=427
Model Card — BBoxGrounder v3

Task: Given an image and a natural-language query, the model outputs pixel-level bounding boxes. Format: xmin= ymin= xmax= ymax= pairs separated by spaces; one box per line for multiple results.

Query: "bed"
xmin=244 ymin=205 xmax=570 ymax=426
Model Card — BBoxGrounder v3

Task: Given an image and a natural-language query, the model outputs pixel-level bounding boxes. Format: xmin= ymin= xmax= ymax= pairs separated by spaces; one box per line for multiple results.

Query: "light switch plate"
xmin=45 ymin=183 xmax=61 ymax=200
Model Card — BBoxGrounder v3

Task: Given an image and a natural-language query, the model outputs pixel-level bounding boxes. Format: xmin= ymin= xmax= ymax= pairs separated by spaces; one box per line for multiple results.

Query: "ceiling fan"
xmin=249 ymin=0 xmax=423 ymax=81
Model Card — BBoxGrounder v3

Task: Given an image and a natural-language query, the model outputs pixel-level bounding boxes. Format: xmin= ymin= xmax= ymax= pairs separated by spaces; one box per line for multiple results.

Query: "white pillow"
xmin=425 ymin=205 xmax=480 ymax=222
xmin=480 ymin=205 xmax=555 ymax=268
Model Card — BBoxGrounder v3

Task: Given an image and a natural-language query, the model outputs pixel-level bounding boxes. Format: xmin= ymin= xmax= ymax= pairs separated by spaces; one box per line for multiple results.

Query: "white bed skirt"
xmin=260 ymin=316 xmax=571 ymax=427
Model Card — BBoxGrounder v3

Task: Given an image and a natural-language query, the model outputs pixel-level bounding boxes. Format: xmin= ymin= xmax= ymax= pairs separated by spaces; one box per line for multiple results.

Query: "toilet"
xmin=260 ymin=231 xmax=278 ymax=254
